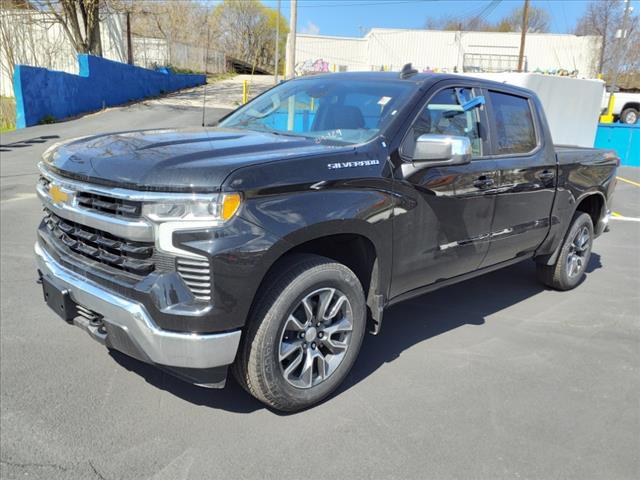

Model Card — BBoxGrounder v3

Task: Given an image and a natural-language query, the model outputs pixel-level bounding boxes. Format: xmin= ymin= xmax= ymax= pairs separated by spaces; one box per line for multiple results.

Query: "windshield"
xmin=219 ymin=77 xmax=418 ymax=145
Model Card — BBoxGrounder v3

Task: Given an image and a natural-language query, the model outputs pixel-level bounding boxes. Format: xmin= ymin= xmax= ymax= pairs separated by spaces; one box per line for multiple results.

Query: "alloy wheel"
xmin=566 ymin=225 xmax=590 ymax=278
xmin=278 ymin=288 xmax=353 ymax=389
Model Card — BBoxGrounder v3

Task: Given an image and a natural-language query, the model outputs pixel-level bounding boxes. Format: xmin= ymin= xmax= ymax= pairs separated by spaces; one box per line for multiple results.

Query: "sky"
xmin=259 ymin=0 xmax=594 ymax=38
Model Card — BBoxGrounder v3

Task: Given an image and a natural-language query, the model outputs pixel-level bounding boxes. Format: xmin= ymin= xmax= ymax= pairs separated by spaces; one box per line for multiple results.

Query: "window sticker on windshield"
xmin=324 ymin=129 xmax=343 ymax=137
xmin=378 ymin=96 xmax=391 ymax=106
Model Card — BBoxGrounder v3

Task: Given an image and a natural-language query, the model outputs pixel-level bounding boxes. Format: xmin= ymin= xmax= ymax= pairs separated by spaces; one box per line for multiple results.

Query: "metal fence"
xmin=133 ymin=36 xmax=226 ymax=74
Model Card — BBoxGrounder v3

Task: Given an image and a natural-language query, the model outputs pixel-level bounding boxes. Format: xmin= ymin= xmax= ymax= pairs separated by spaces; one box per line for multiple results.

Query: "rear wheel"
xmin=233 ymin=254 xmax=366 ymax=411
xmin=536 ymin=212 xmax=593 ymax=291
xmin=620 ymin=107 xmax=639 ymax=125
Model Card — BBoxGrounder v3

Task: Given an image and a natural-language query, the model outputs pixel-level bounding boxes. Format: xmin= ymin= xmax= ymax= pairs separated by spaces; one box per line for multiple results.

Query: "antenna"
xmin=202 ymin=23 xmax=210 ymax=127
xmin=399 ymin=63 xmax=418 ymax=79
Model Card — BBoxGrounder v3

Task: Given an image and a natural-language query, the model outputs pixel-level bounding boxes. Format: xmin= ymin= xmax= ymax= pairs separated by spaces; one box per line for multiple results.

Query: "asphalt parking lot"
xmin=1 ymin=99 xmax=639 ymax=479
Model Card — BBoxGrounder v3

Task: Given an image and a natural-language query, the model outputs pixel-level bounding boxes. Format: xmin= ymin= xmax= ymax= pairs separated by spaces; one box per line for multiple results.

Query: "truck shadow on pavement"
xmin=339 ymin=254 xmax=602 ymax=399
xmin=0 ymin=135 xmax=60 ymax=152
xmin=110 ymin=254 xmax=602 ymax=414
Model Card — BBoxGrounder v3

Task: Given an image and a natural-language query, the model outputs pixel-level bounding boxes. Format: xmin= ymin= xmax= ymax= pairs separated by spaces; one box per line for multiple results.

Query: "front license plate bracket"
xmin=41 ymin=276 xmax=77 ymax=322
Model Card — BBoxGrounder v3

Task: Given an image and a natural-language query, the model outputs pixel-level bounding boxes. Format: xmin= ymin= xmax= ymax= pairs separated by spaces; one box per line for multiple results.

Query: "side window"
xmin=488 ymin=91 xmax=537 ymax=154
xmin=410 ymin=87 xmax=483 ymax=157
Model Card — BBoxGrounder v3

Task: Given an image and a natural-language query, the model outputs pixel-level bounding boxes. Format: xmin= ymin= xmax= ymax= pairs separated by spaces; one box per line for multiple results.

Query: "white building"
xmin=293 ymin=28 xmax=601 ymax=79
xmin=0 ymin=9 xmax=224 ymax=98
xmin=0 ymin=9 xmax=126 ymax=98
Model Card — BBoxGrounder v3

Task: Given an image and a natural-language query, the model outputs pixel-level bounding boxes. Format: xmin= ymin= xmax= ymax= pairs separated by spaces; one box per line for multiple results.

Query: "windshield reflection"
xmin=220 ymin=77 xmax=418 ymax=145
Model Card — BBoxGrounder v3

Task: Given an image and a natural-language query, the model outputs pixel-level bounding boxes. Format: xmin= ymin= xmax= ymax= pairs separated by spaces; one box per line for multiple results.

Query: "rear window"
xmin=489 ymin=91 xmax=537 ymax=154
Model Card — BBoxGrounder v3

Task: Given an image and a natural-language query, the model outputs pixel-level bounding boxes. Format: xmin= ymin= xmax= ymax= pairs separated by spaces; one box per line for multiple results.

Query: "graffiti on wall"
xmin=296 ymin=58 xmax=330 ymax=76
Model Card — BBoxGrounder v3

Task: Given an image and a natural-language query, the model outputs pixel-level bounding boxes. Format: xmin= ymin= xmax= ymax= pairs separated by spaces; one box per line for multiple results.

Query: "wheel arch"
xmin=250 ymin=222 xmax=388 ymax=334
xmin=538 ymin=191 xmax=606 ymax=266
xmin=574 ymin=191 xmax=606 ymax=229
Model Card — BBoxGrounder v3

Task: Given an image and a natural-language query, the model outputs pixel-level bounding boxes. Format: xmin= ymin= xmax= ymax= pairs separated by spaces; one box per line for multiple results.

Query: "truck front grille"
xmin=76 ymin=191 xmax=142 ymax=218
xmin=43 ymin=209 xmax=155 ymax=276
xmin=176 ymin=258 xmax=212 ymax=301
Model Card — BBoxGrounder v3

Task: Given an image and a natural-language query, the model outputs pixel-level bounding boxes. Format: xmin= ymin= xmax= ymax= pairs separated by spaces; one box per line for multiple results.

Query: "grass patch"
xmin=39 ymin=114 xmax=56 ymax=125
xmin=1 ymin=96 xmax=16 ymax=131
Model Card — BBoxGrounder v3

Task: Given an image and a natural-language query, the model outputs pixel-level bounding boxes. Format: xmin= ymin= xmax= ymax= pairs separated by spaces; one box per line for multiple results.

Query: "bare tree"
xmin=425 ymin=5 xmax=549 ymax=33
xmin=424 ymin=15 xmax=492 ymax=31
xmin=574 ymin=0 xmax=639 ymax=82
xmin=500 ymin=5 xmax=550 ymax=33
xmin=32 ymin=0 xmax=103 ymax=55
xmin=0 ymin=1 xmax=73 ymax=90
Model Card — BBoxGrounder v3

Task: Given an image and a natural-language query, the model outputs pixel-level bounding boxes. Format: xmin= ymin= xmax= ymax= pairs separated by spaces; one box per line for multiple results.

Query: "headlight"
xmin=142 ymin=193 xmax=242 ymax=224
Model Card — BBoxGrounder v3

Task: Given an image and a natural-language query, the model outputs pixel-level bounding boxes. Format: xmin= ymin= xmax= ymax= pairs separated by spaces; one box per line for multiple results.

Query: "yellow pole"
xmin=242 ymin=80 xmax=248 ymax=104
xmin=600 ymin=93 xmax=615 ymax=124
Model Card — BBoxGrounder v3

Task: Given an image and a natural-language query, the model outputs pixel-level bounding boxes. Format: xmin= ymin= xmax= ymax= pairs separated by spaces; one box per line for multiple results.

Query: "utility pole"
xmin=609 ymin=0 xmax=632 ymax=93
xmin=126 ymin=10 xmax=133 ymax=65
xmin=202 ymin=23 xmax=210 ymax=127
xmin=274 ymin=0 xmax=281 ymax=84
xmin=285 ymin=0 xmax=297 ymax=79
xmin=517 ymin=0 xmax=529 ymax=72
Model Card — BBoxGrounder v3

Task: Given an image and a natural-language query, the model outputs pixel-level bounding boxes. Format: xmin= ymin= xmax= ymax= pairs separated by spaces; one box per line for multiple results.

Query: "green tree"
xmin=211 ymin=0 xmax=288 ymax=74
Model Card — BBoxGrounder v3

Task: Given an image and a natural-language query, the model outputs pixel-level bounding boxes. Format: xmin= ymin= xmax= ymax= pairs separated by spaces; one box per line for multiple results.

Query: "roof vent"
xmin=400 ymin=63 xmax=418 ymax=79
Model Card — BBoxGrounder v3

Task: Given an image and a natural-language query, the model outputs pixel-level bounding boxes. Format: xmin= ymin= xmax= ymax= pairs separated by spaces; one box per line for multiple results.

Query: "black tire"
xmin=536 ymin=212 xmax=594 ymax=291
xmin=620 ymin=107 xmax=639 ymax=125
xmin=233 ymin=254 xmax=366 ymax=412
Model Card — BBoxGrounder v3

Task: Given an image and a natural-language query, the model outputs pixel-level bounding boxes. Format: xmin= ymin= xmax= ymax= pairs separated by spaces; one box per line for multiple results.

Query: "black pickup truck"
xmin=35 ymin=70 xmax=618 ymax=411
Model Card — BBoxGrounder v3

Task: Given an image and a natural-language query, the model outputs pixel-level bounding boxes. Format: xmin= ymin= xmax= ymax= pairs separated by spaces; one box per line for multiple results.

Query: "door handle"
xmin=473 ymin=176 xmax=495 ymax=189
xmin=537 ymin=170 xmax=555 ymax=181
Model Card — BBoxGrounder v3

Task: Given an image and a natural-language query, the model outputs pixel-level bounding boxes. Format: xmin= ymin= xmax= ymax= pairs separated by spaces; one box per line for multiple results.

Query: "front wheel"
xmin=536 ymin=212 xmax=594 ymax=291
xmin=233 ymin=254 xmax=366 ymax=411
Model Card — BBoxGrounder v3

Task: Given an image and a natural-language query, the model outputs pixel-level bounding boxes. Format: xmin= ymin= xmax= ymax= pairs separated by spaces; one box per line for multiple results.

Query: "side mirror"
xmin=412 ymin=134 xmax=472 ymax=166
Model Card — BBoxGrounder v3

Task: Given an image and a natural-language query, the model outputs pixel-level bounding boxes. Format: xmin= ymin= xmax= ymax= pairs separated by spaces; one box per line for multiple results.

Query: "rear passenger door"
xmin=479 ymin=89 xmax=557 ymax=268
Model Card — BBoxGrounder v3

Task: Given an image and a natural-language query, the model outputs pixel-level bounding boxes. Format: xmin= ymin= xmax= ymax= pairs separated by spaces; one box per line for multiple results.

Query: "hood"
xmin=42 ymin=128 xmax=350 ymax=191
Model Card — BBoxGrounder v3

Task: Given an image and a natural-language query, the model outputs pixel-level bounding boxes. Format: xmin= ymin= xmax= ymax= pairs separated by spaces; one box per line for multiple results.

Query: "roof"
xmin=292 ymin=71 xmax=538 ymax=97
xmin=297 ymin=27 xmax=600 ymax=41
xmin=294 ymin=71 xmax=433 ymax=82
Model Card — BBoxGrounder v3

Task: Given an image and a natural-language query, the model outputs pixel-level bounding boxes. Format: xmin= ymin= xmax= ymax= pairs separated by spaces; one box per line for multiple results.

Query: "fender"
xmin=535 ymin=189 xmax=608 ymax=266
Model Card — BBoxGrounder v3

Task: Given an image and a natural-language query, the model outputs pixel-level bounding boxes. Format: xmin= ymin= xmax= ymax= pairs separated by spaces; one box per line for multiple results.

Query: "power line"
xmin=295 ymin=0 xmax=432 ymax=7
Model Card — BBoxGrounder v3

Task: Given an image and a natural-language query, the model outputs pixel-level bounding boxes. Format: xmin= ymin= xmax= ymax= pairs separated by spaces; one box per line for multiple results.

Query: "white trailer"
xmin=464 ymin=73 xmax=605 ymax=148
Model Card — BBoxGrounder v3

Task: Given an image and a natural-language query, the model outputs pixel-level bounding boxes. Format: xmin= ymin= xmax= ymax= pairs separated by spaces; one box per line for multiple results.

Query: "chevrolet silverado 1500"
xmin=35 ymin=69 xmax=618 ymax=411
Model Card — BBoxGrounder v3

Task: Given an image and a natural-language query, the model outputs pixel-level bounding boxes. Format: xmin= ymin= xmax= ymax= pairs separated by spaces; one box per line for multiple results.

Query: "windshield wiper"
xmin=241 ymin=124 xmax=311 ymax=139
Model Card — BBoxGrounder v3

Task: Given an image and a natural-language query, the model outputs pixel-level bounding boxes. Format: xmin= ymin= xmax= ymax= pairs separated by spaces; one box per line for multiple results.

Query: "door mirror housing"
xmin=412 ymin=134 xmax=472 ymax=166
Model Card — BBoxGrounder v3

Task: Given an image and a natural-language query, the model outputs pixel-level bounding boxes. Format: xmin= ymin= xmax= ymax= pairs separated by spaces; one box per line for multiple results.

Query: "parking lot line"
xmin=617 ymin=176 xmax=640 ymax=188
xmin=610 ymin=213 xmax=640 ymax=222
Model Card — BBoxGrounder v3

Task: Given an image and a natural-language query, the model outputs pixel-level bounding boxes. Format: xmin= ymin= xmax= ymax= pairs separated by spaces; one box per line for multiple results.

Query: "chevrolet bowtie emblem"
xmin=49 ymin=184 xmax=69 ymax=204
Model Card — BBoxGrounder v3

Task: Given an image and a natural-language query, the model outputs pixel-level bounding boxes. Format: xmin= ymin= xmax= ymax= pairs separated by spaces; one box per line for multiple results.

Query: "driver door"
xmin=390 ymin=84 xmax=498 ymax=298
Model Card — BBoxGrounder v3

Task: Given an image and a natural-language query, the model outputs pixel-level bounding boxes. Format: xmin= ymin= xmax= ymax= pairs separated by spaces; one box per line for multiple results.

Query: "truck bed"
xmin=554 ymin=144 xmax=619 ymax=167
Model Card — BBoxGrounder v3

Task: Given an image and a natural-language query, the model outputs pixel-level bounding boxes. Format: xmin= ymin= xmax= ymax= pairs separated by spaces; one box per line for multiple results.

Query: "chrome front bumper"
xmin=35 ymin=242 xmax=241 ymax=373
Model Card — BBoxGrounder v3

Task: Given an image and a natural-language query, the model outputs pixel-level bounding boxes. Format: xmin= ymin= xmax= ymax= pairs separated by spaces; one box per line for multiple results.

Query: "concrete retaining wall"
xmin=14 ymin=54 xmax=205 ymax=128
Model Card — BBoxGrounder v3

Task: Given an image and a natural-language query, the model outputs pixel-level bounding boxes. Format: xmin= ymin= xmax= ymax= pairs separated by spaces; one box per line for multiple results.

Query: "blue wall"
xmin=595 ymin=123 xmax=640 ymax=167
xmin=14 ymin=55 xmax=205 ymax=128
